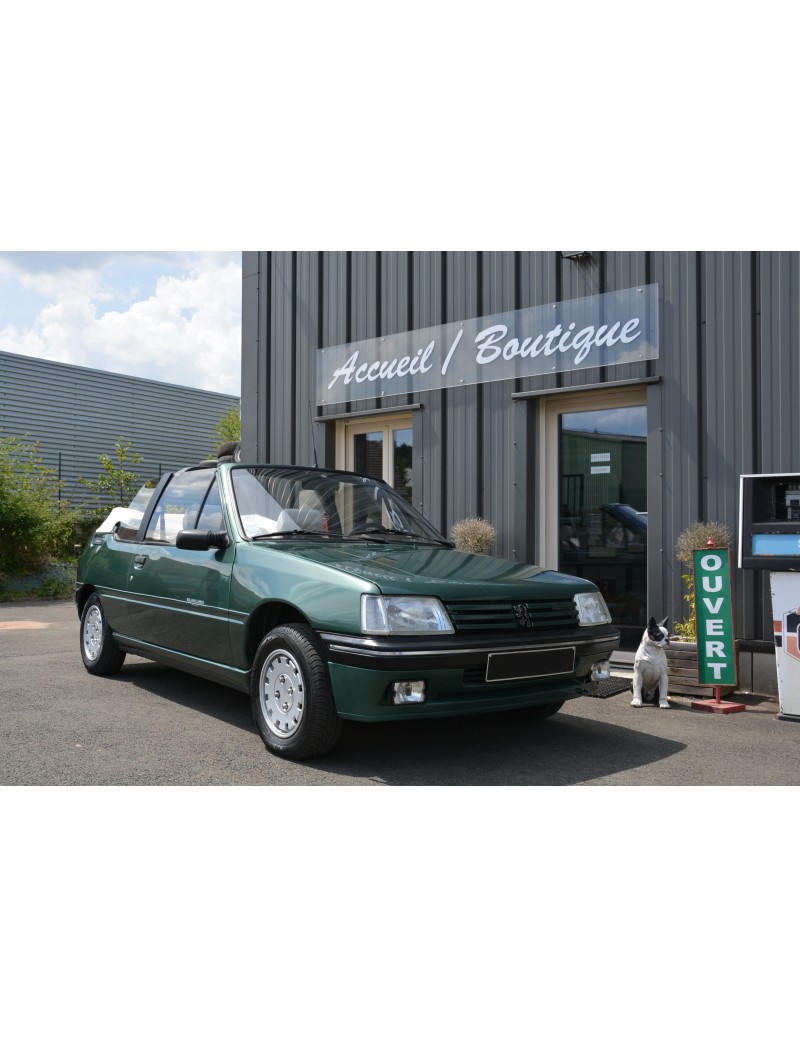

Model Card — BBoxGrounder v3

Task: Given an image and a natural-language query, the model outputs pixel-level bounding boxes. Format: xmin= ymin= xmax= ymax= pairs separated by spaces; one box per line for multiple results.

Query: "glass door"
xmin=338 ymin=415 xmax=414 ymax=503
xmin=540 ymin=390 xmax=648 ymax=653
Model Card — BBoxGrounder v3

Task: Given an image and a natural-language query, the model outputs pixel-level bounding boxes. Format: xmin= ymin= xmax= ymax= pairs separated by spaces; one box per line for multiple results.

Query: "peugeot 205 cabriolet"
xmin=75 ymin=450 xmax=619 ymax=760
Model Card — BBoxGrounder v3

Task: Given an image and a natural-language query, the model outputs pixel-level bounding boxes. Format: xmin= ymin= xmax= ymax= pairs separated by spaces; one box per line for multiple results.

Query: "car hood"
xmin=271 ymin=541 xmax=596 ymax=599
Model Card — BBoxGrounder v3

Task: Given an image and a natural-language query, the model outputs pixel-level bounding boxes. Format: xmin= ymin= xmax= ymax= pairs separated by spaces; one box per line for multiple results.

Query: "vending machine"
xmin=739 ymin=473 xmax=800 ymax=718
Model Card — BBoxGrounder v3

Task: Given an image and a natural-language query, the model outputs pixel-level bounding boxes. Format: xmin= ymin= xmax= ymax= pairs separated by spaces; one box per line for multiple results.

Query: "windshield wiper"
xmin=355 ymin=528 xmax=451 ymax=546
xmin=250 ymin=529 xmax=337 ymax=540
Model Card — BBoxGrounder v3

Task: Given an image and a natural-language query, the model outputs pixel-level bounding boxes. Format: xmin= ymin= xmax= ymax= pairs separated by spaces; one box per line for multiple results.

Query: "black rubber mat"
xmin=588 ymin=676 xmax=632 ymax=698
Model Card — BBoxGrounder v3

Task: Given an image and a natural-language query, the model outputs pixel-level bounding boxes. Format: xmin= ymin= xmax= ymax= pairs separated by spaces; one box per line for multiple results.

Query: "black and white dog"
xmin=631 ymin=616 xmax=671 ymax=709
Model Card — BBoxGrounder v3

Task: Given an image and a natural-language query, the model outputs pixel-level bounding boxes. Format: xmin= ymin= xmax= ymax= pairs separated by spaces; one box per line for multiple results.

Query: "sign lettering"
xmin=694 ymin=549 xmax=737 ymax=686
xmin=317 ymin=284 xmax=659 ymax=406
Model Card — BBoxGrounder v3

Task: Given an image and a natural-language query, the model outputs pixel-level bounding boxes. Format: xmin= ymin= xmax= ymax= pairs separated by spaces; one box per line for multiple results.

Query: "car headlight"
xmin=574 ymin=591 xmax=612 ymax=626
xmin=361 ymin=595 xmax=454 ymax=635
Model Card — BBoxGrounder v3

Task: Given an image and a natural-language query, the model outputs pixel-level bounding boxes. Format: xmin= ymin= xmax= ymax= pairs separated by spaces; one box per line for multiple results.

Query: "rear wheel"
xmin=80 ymin=593 xmax=126 ymax=675
xmin=251 ymin=624 xmax=342 ymax=760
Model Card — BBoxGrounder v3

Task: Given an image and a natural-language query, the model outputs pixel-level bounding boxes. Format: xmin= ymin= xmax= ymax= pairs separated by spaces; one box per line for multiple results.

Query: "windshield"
xmin=230 ymin=465 xmax=449 ymax=543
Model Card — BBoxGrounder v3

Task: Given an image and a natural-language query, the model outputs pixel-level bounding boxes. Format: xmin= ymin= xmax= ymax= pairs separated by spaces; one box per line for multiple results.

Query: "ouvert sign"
xmin=694 ymin=548 xmax=737 ymax=686
xmin=317 ymin=284 xmax=659 ymax=407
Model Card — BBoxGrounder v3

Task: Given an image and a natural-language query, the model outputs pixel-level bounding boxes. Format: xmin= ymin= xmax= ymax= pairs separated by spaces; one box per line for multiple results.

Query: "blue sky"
xmin=0 ymin=252 xmax=242 ymax=396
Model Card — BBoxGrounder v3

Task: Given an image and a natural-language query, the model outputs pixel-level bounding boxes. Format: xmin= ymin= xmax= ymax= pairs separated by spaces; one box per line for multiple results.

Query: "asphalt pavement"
xmin=2 ymin=598 xmax=799 ymax=785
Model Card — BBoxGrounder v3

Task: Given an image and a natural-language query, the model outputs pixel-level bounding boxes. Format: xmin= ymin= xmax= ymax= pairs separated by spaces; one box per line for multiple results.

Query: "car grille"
xmin=445 ymin=597 xmax=578 ymax=634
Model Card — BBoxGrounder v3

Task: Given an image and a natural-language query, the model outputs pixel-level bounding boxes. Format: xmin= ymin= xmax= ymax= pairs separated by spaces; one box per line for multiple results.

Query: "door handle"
xmin=134 ymin=555 xmax=147 ymax=568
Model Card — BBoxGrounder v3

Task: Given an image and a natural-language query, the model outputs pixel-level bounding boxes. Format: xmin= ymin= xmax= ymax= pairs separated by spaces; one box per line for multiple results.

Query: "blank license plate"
xmin=485 ymin=647 xmax=575 ymax=683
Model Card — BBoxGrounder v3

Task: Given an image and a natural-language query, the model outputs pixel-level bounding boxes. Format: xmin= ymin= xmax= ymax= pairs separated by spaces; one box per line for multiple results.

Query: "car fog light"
xmin=591 ymin=661 xmax=611 ymax=681
xmin=391 ymin=680 xmax=427 ymax=704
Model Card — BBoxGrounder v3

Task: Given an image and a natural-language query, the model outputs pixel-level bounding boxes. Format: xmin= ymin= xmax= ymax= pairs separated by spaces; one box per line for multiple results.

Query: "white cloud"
xmin=0 ymin=253 xmax=242 ymax=396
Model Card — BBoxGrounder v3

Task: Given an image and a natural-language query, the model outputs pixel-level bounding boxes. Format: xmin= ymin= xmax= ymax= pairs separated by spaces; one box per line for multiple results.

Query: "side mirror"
xmin=175 ymin=529 xmax=230 ymax=551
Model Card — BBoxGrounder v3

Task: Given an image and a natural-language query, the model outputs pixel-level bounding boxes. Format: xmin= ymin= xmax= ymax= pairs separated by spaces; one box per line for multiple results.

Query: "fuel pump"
xmin=740 ymin=473 xmax=800 ymax=718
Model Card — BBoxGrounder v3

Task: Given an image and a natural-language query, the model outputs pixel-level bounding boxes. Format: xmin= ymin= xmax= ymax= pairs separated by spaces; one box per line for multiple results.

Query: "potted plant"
xmin=667 ymin=520 xmax=734 ymax=695
xmin=450 ymin=517 xmax=497 ymax=555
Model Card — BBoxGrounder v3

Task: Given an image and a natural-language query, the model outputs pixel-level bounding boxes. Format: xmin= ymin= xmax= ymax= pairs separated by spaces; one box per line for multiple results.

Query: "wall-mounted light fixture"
xmin=561 ymin=251 xmax=592 ymax=261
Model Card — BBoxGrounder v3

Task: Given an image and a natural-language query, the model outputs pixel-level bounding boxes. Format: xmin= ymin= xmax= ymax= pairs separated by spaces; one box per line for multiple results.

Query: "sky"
xmin=0 ymin=252 xmax=242 ymax=397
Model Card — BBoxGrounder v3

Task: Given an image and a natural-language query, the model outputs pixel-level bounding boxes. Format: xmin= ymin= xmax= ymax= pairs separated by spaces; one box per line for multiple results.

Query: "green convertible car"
xmin=76 ymin=450 xmax=619 ymax=760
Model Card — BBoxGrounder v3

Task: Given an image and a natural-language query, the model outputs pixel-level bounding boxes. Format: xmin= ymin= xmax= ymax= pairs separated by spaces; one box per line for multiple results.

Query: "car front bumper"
xmin=319 ymin=627 xmax=619 ymax=721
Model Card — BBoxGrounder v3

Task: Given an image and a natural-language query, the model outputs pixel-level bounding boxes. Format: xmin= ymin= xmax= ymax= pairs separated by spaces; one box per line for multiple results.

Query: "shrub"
xmin=674 ymin=520 xmax=733 ymax=640
xmin=450 ymin=517 xmax=497 ymax=554
xmin=79 ymin=438 xmax=144 ymax=525
xmin=212 ymin=406 xmax=241 ymax=456
xmin=0 ymin=432 xmax=77 ymax=578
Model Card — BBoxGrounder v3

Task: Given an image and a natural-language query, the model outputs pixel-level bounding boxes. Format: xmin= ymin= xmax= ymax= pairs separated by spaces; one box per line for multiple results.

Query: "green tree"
xmin=211 ymin=405 xmax=241 ymax=454
xmin=80 ymin=438 xmax=145 ymax=524
xmin=0 ymin=431 xmax=77 ymax=577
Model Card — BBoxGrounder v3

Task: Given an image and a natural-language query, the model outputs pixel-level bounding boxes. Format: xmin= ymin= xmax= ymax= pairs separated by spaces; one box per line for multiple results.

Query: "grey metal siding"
xmin=241 ymin=250 xmax=800 ymax=644
xmin=296 ymin=251 xmax=321 ymax=467
xmin=411 ymin=252 xmax=446 ymax=529
xmin=240 ymin=252 xmax=262 ymax=461
xmin=759 ymin=252 xmax=800 ymax=472
xmin=444 ymin=252 xmax=481 ymax=532
xmin=480 ymin=252 xmax=518 ymax=561
xmin=270 ymin=252 xmax=295 ymax=463
xmin=654 ymin=251 xmax=703 ymax=630
xmin=1 ymin=351 xmax=239 ymax=505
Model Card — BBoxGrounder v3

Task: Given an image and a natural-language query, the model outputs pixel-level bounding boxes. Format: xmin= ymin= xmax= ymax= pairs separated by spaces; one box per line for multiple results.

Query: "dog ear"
xmin=660 ymin=616 xmax=668 ymax=628
xmin=647 ymin=616 xmax=659 ymax=633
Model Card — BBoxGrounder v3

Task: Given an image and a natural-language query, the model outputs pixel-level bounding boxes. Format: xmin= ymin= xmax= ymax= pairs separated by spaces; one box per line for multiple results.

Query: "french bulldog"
xmin=631 ymin=616 xmax=671 ymax=708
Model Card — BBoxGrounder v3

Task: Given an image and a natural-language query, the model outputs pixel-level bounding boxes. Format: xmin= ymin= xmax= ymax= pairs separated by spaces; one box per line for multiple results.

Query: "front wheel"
xmin=80 ymin=593 xmax=126 ymax=675
xmin=251 ymin=624 xmax=343 ymax=760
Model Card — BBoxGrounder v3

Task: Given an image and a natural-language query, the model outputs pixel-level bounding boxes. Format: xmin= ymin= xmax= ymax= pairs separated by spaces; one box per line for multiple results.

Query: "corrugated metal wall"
xmin=241 ymin=251 xmax=800 ymax=644
xmin=1 ymin=351 xmax=239 ymax=505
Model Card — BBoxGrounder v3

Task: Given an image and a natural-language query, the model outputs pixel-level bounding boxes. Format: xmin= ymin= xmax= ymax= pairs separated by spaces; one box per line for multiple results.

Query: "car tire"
xmin=80 ymin=593 xmax=126 ymax=675
xmin=251 ymin=623 xmax=343 ymax=760
xmin=516 ymin=699 xmax=566 ymax=721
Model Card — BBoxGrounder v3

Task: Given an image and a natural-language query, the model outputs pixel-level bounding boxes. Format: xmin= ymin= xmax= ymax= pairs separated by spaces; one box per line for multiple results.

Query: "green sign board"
xmin=694 ymin=548 xmax=737 ymax=686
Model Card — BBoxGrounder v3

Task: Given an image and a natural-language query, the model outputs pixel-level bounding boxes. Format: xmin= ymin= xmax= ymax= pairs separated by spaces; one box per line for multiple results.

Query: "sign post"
xmin=690 ymin=543 xmax=745 ymax=714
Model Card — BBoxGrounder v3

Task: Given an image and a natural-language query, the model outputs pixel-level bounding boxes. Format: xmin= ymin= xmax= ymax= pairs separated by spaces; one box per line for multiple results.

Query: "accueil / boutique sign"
xmin=317 ymin=284 xmax=659 ymax=406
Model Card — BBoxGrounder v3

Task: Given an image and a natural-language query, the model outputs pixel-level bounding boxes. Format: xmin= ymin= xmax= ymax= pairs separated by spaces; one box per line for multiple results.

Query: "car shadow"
xmin=119 ymin=659 xmax=256 ymax=734
xmin=118 ymin=660 xmax=686 ymax=785
xmin=313 ymin=710 xmax=686 ymax=785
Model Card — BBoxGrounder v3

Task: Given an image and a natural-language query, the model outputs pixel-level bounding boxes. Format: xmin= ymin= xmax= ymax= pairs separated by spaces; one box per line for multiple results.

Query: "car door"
xmin=127 ymin=469 xmax=235 ymax=664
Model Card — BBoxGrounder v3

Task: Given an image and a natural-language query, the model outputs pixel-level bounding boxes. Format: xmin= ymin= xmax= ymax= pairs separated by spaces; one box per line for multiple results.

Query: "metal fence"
xmin=39 ymin=450 xmax=173 ymax=514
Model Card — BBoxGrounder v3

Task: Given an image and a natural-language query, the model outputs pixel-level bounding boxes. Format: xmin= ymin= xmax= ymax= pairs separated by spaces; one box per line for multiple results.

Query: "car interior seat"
xmin=277 ymin=508 xmax=325 ymax=532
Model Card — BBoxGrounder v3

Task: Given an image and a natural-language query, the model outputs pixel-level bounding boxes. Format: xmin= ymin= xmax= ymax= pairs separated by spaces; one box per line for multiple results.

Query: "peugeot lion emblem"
xmin=514 ymin=603 xmax=533 ymax=628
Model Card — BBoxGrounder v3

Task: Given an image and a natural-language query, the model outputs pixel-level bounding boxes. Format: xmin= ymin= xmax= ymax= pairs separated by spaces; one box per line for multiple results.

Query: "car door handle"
xmin=134 ymin=555 xmax=147 ymax=568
